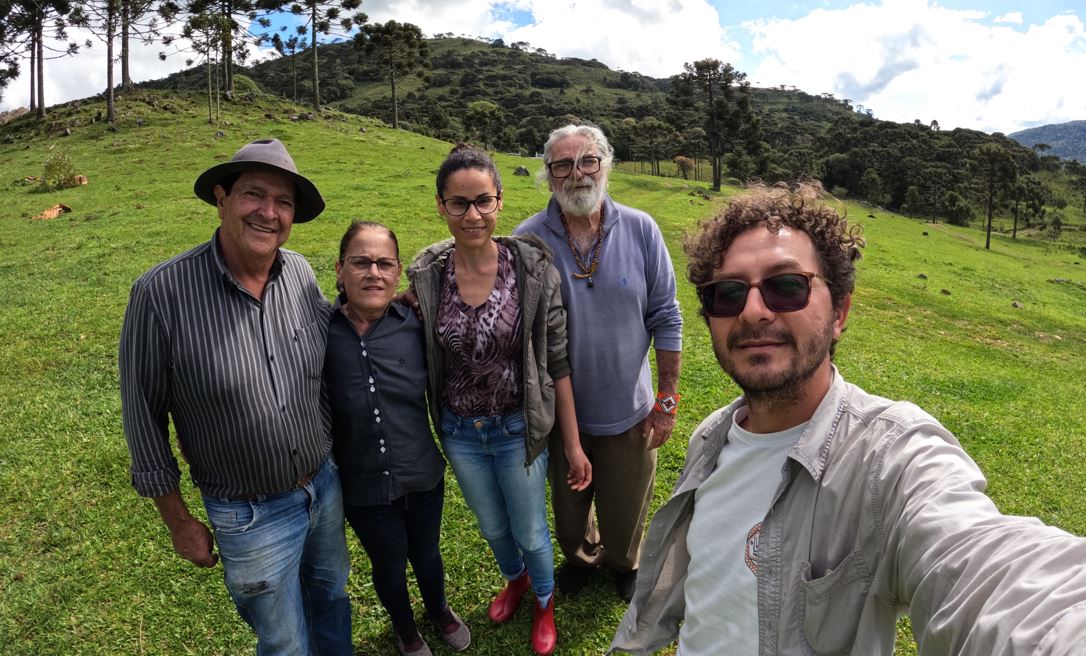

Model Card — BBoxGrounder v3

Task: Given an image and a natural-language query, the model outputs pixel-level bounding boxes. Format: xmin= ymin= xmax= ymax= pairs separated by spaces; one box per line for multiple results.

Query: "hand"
xmin=393 ymin=287 xmax=422 ymax=321
xmin=642 ymin=409 xmax=676 ymax=450
xmin=168 ymin=517 xmax=218 ymax=568
xmin=564 ymin=445 xmax=592 ymax=492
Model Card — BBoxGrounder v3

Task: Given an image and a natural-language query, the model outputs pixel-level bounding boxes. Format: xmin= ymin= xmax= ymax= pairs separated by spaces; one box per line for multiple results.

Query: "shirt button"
xmin=376 ymin=417 xmax=381 ymax=423
xmin=474 ymin=420 xmax=483 ymax=429
xmin=373 ymin=409 xmax=380 ymax=415
xmin=368 ymin=376 xmax=374 ymax=384
xmin=380 ymin=447 xmax=386 ymax=453
xmin=379 ymin=439 xmax=385 ymax=445
xmin=362 ymin=350 xmax=368 ymax=357
xmin=383 ymin=470 xmax=389 ymax=476
xmin=370 ymin=386 xmax=376 ymax=392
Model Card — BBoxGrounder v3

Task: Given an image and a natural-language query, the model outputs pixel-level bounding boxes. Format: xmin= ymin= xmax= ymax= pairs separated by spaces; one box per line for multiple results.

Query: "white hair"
xmin=537 ymin=124 xmax=615 ymax=186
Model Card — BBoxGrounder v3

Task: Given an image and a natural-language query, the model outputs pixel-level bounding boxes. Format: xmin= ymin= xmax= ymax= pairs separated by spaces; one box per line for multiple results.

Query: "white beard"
xmin=555 ymin=176 xmax=606 ymax=216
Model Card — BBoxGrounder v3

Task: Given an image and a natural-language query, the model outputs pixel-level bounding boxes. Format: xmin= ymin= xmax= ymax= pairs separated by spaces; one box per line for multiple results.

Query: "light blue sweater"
xmin=515 ymin=193 xmax=682 ymax=435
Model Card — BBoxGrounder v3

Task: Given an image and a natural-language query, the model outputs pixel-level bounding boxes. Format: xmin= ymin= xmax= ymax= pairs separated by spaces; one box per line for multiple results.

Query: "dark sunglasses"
xmin=696 ymin=272 xmax=825 ymax=318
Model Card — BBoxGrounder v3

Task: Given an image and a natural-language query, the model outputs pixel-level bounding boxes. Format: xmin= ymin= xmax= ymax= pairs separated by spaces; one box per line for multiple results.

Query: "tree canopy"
xmin=355 ymin=20 xmax=428 ymax=130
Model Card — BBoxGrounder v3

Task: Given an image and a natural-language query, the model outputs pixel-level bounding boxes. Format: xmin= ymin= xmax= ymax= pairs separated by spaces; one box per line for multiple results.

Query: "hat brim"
xmin=193 ymin=161 xmax=326 ymax=223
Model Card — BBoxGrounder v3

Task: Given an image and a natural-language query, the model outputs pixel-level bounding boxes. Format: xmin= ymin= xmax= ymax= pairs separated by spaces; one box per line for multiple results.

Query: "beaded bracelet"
xmin=654 ymin=392 xmax=681 ymax=416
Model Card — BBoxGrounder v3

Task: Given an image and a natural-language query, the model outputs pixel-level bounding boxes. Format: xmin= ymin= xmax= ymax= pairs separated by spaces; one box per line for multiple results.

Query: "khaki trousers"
xmin=547 ymin=422 xmax=657 ymax=572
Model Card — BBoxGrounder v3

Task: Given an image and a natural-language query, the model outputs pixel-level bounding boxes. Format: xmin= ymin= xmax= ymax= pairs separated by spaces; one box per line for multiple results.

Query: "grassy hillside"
xmin=141 ymin=36 xmax=1086 ymax=255
xmin=1 ymin=90 xmax=1084 ymax=655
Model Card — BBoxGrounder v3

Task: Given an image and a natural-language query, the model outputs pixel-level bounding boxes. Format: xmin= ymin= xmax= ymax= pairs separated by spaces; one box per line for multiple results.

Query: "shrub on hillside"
xmin=232 ymin=75 xmax=264 ymax=96
xmin=1048 ymin=212 xmax=1064 ymax=239
xmin=40 ymin=152 xmax=80 ymax=190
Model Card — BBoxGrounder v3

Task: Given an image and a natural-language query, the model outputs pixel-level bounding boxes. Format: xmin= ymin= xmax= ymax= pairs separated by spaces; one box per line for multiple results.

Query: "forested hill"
xmin=143 ymin=36 xmax=859 ymax=160
xmin=142 ymin=36 xmax=1086 ymax=235
xmin=1010 ymin=121 xmax=1086 ymax=163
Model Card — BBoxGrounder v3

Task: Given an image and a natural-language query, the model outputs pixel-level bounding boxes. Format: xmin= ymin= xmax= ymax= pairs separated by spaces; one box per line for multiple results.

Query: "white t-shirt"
xmin=678 ymin=409 xmax=806 ymax=656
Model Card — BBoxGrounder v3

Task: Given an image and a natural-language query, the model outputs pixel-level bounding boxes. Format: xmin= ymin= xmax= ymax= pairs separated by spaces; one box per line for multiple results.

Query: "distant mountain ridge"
xmin=1009 ymin=120 xmax=1086 ymax=162
xmin=137 ymin=36 xmax=1086 ymax=232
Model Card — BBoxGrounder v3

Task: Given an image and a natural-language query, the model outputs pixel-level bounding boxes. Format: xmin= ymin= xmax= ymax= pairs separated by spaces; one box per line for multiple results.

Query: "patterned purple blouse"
xmin=437 ymin=242 xmax=524 ymax=418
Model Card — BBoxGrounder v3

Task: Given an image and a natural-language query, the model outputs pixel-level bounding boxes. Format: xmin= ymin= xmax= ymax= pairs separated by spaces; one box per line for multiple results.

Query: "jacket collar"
xmin=787 ymin=367 xmax=847 ymax=482
xmin=709 ymin=366 xmax=847 ymax=484
xmin=407 ymin=235 xmax=554 ymax=282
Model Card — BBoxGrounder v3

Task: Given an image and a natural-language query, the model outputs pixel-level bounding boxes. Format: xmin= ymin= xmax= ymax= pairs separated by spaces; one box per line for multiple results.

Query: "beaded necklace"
xmin=559 ymin=211 xmax=603 ymax=288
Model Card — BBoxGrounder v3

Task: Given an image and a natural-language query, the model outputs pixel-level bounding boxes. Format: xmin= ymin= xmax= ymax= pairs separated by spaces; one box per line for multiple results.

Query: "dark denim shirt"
xmin=325 ymin=301 xmax=444 ymax=507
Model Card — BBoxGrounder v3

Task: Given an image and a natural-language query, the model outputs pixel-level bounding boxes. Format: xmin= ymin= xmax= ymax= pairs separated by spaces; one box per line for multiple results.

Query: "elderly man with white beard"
xmin=514 ymin=124 xmax=683 ymax=603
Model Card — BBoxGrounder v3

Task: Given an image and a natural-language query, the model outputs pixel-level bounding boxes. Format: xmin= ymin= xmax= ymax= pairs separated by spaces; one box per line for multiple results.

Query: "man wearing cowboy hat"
xmin=119 ymin=139 xmax=352 ymax=654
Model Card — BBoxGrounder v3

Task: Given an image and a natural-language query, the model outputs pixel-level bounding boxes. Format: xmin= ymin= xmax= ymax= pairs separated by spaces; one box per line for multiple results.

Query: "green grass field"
xmin=1 ymin=91 xmax=1084 ymax=655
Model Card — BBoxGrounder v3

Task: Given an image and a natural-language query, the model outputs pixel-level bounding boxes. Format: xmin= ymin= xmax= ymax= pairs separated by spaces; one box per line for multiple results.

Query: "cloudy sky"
xmin=3 ymin=0 xmax=1084 ymax=134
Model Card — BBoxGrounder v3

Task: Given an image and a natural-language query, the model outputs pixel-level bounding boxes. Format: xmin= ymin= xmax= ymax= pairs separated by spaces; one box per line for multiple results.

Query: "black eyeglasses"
xmin=696 ymin=272 xmax=825 ymax=318
xmin=547 ymin=156 xmax=602 ymax=179
xmin=440 ymin=195 xmax=500 ymax=217
xmin=342 ymin=256 xmax=399 ymax=276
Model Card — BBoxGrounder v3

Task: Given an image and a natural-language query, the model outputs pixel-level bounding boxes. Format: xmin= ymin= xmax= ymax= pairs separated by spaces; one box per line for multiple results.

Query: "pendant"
xmin=587 ymin=276 xmax=594 ymax=288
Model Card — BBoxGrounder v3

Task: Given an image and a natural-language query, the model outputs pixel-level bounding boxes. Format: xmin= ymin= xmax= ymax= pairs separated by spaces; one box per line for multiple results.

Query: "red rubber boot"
xmin=531 ymin=594 xmax=557 ymax=655
xmin=488 ymin=572 xmax=531 ymax=623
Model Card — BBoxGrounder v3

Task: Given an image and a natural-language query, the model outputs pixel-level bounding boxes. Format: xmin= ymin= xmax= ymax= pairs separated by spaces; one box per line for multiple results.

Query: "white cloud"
xmin=1 ymin=21 xmax=276 ymax=112
xmin=744 ymin=0 xmax=1086 ymax=133
xmin=362 ymin=0 xmax=737 ymax=78
xmin=504 ymin=0 xmax=737 ymax=78
xmin=4 ymin=0 xmax=1084 ymax=135
xmin=360 ymin=0 xmax=521 ymax=40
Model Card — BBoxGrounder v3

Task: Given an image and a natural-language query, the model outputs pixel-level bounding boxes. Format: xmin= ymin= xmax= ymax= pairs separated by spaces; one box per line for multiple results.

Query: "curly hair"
xmin=685 ymin=181 xmax=865 ymax=314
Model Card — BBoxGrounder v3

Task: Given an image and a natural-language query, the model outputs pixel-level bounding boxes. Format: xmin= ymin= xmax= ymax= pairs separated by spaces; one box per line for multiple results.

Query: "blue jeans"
xmin=344 ymin=479 xmax=447 ymax=636
xmin=441 ymin=408 xmax=554 ymax=601
xmin=202 ymin=457 xmax=352 ymax=656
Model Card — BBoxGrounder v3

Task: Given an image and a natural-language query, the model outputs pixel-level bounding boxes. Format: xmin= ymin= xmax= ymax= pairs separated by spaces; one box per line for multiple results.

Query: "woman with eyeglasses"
xmin=324 ymin=220 xmax=470 ymax=656
xmin=407 ymin=144 xmax=591 ymax=656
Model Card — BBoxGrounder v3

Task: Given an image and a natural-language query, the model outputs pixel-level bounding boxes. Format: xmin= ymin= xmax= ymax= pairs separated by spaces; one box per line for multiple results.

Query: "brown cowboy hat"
xmin=193 ymin=138 xmax=325 ymax=223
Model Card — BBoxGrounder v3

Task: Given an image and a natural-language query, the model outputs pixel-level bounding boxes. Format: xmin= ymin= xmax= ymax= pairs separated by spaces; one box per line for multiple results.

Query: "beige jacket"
xmin=611 ymin=369 xmax=1086 ymax=655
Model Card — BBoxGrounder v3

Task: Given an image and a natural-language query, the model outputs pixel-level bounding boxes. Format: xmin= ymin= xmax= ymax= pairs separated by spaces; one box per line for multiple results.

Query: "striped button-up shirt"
xmin=119 ymin=230 xmax=332 ymax=499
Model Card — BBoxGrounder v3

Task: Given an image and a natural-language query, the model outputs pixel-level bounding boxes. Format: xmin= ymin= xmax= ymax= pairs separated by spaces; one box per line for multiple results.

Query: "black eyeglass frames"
xmin=696 ymin=272 xmax=825 ymax=318
xmin=546 ymin=156 xmax=602 ymax=179
xmin=440 ymin=195 xmax=500 ymax=217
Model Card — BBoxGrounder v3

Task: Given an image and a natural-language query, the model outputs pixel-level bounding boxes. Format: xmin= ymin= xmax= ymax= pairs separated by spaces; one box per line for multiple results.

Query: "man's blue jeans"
xmin=202 ymin=456 xmax=352 ymax=655
xmin=441 ymin=408 xmax=555 ymax=601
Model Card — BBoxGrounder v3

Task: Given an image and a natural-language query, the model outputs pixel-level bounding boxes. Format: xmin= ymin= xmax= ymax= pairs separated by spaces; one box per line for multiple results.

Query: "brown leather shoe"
xmin=488 ymin=571 xmax=531 ymax=623
xmin=531 ymin=594 xmax=557 ymax=655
